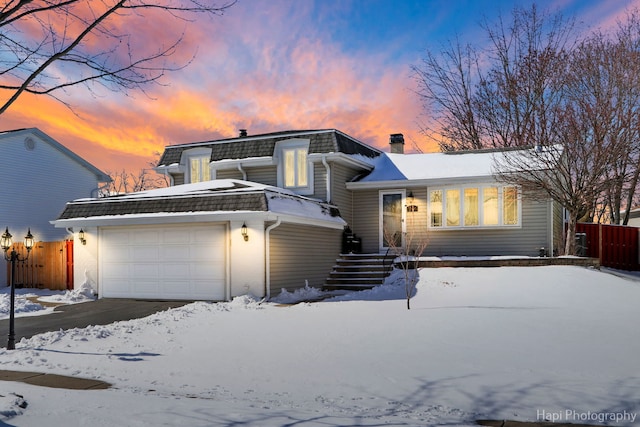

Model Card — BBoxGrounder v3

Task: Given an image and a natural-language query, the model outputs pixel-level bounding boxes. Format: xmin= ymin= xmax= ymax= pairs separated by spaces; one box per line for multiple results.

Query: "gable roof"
xmin=0 ymin=128 xmax=111 ymax=182
xmin=349 ymin=145 xmax=554 ymax=187
xmin=54 ymin=179 xmax=345 ymax=228
xmin=157 ymin=129 xmax=382 ymax=166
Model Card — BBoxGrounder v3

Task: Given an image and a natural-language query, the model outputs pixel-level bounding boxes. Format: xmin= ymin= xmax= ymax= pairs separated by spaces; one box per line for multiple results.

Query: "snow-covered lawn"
xmin=0 ymin=266 xmax=639 ymax=426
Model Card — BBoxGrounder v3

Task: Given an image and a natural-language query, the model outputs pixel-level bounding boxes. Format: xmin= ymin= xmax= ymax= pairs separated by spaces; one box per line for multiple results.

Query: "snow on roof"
xmin=355 ymin=146 xmax=556 ymax=183
xmin=356 ymin=151 xmax=498 ymax=182
xmin=55 ymin=179 xmax=345 ymax=227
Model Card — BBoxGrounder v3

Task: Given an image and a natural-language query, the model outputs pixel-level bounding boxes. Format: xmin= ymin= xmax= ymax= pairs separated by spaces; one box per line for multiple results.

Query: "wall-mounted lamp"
xmin=2 ymin=227 xmax=35 ymax=350
xmin=241 ymin=222 xmax=249 ymax=241
xmin=78 ymin=229 xmax=87 ymax=245
xmin=406 ymin=191 xmax=418 ymax=212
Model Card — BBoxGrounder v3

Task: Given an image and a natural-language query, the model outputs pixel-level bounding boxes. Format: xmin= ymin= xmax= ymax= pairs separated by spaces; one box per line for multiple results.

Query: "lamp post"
xmin=1 ymin=227 xmax=35 ymax=350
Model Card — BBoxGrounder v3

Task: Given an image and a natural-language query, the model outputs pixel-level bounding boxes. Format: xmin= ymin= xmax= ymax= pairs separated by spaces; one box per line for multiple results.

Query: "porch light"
xmin=406 ymin=191 xmax=418 ymax=213
xmin=2 ymin=227 xmax=36 ymax=350
xmin=241 ymin=222 xmax=249 ymax=241
xmin=78 ymin=229 xmax=87 ymax=245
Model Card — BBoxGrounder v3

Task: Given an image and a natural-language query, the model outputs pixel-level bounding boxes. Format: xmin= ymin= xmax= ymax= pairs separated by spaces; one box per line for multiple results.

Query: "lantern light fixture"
xmin=241 ymin=222 xmax=249 ymax=241
xmin=78 ymin=228 xmax=87 ymax=245
xmin=2 ymin=227 xmax=35 ymax=350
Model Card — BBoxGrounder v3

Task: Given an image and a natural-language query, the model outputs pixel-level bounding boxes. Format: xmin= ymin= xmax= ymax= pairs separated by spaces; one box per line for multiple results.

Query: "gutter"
xmin=264 ymin=217 xmax=282 ymax=300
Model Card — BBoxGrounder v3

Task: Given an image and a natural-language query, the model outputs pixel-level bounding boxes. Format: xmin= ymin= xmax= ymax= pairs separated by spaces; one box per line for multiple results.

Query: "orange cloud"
xmin=0 ymin=1 xmax=449 ymax=177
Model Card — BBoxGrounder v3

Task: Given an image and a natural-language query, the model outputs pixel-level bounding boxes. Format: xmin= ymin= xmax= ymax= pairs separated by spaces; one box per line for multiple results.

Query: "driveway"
xmin=0 ymin=299 xmax=190 ymax=345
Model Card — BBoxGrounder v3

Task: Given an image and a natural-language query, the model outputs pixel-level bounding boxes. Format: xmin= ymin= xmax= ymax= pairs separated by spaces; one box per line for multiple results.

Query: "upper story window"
xmin=180 ymin=147 xmax=212 ymax=184
xmin=283 ymin=147 xmax=308 ymax=187
xmin=428 ymin=185 xmax=520 ymax=228
xmin=189 ymin=156 xmax=210 ymax=183
xmin=275 ymin=139 xmax=313 ymax=194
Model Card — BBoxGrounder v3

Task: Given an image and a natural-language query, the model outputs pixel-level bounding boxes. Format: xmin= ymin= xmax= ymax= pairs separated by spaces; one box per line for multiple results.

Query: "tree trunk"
xmin=564 ymin=211 xmax=578 ymax=255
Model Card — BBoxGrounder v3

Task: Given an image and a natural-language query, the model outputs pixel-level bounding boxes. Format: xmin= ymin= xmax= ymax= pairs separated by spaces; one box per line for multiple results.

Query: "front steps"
xmin=324 ymin=253 xmax=396 ymax=291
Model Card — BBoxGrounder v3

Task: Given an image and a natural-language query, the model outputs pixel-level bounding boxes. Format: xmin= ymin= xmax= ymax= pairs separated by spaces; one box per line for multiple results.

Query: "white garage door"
xmin=100 ymin=224 xmax=227 ymax=300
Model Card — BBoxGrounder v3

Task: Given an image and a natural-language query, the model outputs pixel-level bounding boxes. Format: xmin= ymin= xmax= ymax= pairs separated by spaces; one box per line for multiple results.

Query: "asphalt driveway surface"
xmin=0 ymin=299 xmax=190 ymax=346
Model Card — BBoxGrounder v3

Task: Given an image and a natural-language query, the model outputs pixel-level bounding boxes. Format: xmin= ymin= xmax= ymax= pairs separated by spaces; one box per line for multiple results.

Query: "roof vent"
xmin=389 ymin=133 xmax=404 ymax=154
xmin=239 ymin=129 xmax=248 ymax=137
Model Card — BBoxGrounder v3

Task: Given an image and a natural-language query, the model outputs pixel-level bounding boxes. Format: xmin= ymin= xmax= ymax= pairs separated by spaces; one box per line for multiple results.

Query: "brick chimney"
xmin=389 ymin=133 xmax=404 ymax=154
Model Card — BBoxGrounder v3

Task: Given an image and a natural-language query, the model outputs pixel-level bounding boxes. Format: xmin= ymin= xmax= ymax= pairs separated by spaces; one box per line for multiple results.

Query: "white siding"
xmin=1 ymin=130 xmax=104 ymax=285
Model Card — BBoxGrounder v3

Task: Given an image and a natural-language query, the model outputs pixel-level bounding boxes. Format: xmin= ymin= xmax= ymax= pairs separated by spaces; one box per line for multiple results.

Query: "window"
xmin=276 ymin=139 xmax=313 ymax=194
xmin=483 ymin=187 xmax=499 ymax=226
xmin=283 ymin=147 xmax=308 ymax=188
xmin=189 ymin=156 xmax=210 ymax=183
xmin=429 ymin=185 xmax=519 ymax=228
xmin=464 ymin=188 xmax=479 ymax=226
xmin=503 ymin=186 xmax=519 ymax=225
xmin=430 ymin=190 xmax=443 ymax=227
xmin=446 ymin=189 xmax=460 ymax=226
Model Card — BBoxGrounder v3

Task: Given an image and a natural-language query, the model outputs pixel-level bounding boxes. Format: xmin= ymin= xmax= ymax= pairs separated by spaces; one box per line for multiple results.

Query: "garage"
xmin=99 ymin=224 xmax=227 ymax=300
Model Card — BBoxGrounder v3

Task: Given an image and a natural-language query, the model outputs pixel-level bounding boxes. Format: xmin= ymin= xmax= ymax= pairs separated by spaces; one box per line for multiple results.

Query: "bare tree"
xmin=413 ymin=4 xmax=577 ymax=151
xmin=383 ymin=200 xmax=428 ymax=310
xmin=0 ymin=0 xmax=235 ymax=115
xmin=100 ymin=154 xmax=169 ymax=196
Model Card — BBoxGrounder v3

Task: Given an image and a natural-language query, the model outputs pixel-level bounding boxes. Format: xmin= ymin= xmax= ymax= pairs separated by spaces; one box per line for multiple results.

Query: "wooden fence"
xmin=4 ymin=240 xmax=73 ymax=290
xmin=576 ymin=223 xmax=639 ymax=271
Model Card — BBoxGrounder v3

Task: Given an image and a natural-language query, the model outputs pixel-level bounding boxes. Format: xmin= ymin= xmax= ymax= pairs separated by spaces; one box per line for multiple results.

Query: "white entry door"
xmin=100 ymin=224 xmax=226 ymax=300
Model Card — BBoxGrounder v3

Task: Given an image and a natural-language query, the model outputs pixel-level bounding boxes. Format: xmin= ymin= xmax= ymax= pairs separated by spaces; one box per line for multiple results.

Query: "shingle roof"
xmin=158 ymin=129 xmax=381 ymax=166
xmin=57 ymin=192 xmax=268 ymax=219
xmin=55 ymin=179 xmax=342 ymax=222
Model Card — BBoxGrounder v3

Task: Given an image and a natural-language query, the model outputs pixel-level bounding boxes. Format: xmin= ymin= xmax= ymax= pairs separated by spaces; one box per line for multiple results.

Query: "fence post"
xmin=598 ymin=223 xmax=603 ymax=266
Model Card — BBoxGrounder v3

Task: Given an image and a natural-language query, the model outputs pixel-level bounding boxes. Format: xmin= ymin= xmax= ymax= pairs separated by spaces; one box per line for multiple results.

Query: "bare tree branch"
xmin=0 ymin=0 xmax=235 ymax=114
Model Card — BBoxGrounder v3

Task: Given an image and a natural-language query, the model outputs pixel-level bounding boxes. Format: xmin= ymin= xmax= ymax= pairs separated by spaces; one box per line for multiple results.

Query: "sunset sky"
xmin=2 ymin=0 xmax=639 ymax=176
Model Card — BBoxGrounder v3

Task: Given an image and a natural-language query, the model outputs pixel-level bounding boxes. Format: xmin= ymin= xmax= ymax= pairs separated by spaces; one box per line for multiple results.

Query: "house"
xmin=1 ymin=128 xmax=110 ymax=286
xmin=53 ymin=129 xmax=561 ymax=301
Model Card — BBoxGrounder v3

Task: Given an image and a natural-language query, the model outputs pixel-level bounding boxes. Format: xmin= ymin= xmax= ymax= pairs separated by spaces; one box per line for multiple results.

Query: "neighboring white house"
xmin=1 ymin=128 xmax=110 ymax=285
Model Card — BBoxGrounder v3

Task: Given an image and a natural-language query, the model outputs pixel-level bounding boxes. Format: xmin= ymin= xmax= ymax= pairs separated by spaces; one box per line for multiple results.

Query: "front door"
xmin=380 ymin=190 xmax=405 ymax=250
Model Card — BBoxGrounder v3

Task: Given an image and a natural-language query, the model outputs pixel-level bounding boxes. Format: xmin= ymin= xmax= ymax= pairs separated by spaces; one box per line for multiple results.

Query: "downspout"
xmin=322 ymin=155 xmax=331 ymax=202
xmin=162 ymin=168 xmax=174 ymax=187
xmin=264 ymin=218 xmax=282 ymax=300
xmin=237 ymin=163 xmax=247 ymax=181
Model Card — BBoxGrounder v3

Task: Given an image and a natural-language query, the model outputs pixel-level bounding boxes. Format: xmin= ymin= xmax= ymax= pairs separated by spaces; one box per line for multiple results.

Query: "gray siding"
xmin=216 ymin=169 xmax=243 ymax=180
xmin=269 ymin=223 xmax=341 ymax=292
xmin=215 ymin=165 xmax=278 ymax=186
xmin=313 ymin=164 xmax=327 ymax=201
xmin=424 ymin=198 xmax=550 ymax=257
xmin=171 ymin=173 xmax=185 ymax=186
xmin=552 ymin=200 xmax=565 ymax=255
xmin=330 ymin=163 xmax=364 ymax=226
xmin=351 ymin=187 xmax=552 ymax=257
xmin=351 ymin=188 xmax=380 ymax=253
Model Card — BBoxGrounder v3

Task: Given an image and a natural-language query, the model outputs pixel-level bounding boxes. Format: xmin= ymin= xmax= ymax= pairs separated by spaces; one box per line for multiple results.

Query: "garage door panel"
xmin=100 ymin=224 xmax=227 ymax=300
xmin=133 ymin=230 xmax=160 ymax=244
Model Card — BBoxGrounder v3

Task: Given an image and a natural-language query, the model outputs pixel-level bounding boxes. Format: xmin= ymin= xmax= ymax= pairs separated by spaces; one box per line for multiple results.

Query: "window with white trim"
xmin=283 ymin=147 xmax=308 ymax=188
xmin=428 ymin=185 xmax=520 ymax=228
xmin=275 ymin=139 xmax=313 ymax=194
xmin=189 ymin=156 xmax=210 ymax=183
